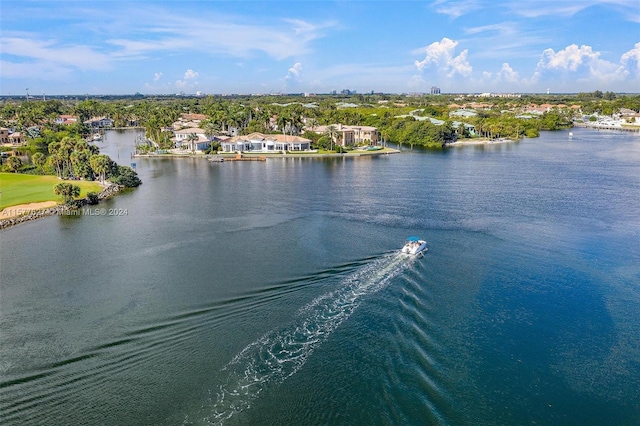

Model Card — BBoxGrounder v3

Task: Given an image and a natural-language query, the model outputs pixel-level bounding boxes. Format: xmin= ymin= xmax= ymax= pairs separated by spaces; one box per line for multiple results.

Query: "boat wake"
xmin=198 ymin=252 xmax=412 ymax=424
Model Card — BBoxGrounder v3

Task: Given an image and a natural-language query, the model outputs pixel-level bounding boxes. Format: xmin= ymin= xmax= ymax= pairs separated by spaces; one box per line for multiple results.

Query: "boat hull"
xmin=401 ymin=240 xmax=427 ymax=256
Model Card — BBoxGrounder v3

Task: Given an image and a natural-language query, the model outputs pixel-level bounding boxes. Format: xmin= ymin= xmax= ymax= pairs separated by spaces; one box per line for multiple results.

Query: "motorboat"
xmin=401 ymin=237 xmax=427 ymax=256
xmin=92 ymin=133 xmax=102 ymax=141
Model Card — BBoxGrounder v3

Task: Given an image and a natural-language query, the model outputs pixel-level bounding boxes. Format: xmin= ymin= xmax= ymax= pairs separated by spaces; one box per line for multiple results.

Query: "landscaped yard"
xmin=0 ymin=173 xmax=103 ymax=210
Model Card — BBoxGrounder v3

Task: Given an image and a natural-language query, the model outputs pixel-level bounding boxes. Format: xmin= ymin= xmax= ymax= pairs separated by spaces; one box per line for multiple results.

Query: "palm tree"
xmin=276 ymin=113 xmax=290 ymax=138
xmin=187 ymin=132 xmax=198 ymax=153
xmin=89 ymin=154 xmax=111 ymax=184
xmin=324 ymin=125 xmax=340 ymax=151
xmin=202 ymin=120 xmax=221 ymax=140
xmin=6 ymin=156 xmax=21 ymax=173
xmin=54 ymin=183 xmax=80 ymax=205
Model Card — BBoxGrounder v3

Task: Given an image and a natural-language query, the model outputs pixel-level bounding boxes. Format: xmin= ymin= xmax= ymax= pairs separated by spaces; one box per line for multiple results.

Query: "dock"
xmin=210 ymin=154 xmax=266 ymax=162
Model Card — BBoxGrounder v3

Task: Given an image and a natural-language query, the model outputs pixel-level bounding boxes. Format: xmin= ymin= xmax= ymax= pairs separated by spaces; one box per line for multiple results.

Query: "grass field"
xmin=0 ymin=173 xmax=103 ymax=210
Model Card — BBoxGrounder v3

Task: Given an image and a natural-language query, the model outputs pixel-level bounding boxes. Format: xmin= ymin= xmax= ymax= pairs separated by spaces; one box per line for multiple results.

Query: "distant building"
xmin=55 ymin=115 xmax=79 ymax=125
xmin=0 ymin=128 xmax=9 ymax=144
xmin=430 ymin=86 xmax=441 ymax=95
xmin=84 ymin=117 xmax=114 ymax=128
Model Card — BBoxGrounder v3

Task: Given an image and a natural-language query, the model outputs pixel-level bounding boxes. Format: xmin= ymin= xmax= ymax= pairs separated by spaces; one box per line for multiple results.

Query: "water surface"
xmin=1 ymin=128 xmax=639 ymax=425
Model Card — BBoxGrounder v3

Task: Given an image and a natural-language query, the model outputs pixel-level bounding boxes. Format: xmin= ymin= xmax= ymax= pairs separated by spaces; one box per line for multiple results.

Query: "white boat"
xmin=92 ymin=133 xmax=102 ymax=141
xmin=401 ymin=237 xmax=428 ymax=256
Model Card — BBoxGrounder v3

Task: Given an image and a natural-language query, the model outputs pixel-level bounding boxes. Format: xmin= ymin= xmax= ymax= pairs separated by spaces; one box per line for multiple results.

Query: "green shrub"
xmin=86 ymin=192 xmax=99 ymax=205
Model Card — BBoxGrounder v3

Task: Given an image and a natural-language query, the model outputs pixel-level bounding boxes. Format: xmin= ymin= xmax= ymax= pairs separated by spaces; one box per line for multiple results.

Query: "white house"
xmin=173 ymin=127 xmax=211 ymax=151
xmin=84 ymin=116 xmax=114 ymax=128
xmin=220 ymin=132 xmax=311 ymax=153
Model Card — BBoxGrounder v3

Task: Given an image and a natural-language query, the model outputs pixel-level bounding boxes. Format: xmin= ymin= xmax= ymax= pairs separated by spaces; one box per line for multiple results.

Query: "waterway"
xmin=1 ymin=127 xmax=639 ymax=425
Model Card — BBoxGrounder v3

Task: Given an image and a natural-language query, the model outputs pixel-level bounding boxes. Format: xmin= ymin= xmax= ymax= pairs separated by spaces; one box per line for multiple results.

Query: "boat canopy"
xmin=406 ymin=236 xmax=420 ymax=242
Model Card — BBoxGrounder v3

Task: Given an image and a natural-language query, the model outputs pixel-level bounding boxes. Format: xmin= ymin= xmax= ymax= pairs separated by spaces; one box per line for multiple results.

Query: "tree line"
xmin=2 ymin=93 xmax=638 ymax=151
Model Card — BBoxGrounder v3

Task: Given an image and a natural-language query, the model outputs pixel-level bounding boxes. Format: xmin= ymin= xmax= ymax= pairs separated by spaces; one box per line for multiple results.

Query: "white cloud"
xmin=507 ymin=0 xmax=640 ymax=22
xmin=285 ymin=62 xmax=302 ymax=81
xmin=495 ymin=62 xmax=519 ymax=83
xmin=620 ymin=42 xmax=640 ymax=77
xmin=184 ymin=69 xmax=199 ymax=80
xmin=415 ymin=37 xmax=473 ymax=78
xmin=534 ymin=44 xmax=617 ymax=78
xmin=529 ymin=43 xmax=634 ymax=87
xmin=0 ymin=36 xmax=111 ymax=72
xmin=153 ymin=72 xmax=163 ymax=82
xmin=431 ymin=0 xmax=483 ymax=19
xmin=175 ymin=69 xmax=199 ymax=89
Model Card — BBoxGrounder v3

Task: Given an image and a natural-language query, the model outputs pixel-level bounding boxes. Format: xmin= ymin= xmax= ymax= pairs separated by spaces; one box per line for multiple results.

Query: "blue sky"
xmin=1 ymin=0 xmax=639 ymax=95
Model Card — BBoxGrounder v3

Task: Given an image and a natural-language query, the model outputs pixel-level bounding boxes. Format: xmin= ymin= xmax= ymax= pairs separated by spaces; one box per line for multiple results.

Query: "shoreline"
xmin=0 ymin=182 xmax=122 ymax=230
xmin=133 ymin=148 xmax=401 ymax=159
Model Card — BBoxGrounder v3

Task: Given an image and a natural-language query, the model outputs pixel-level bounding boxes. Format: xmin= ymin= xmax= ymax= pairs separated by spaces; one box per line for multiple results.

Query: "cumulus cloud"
xmin=620 ymin=42 xmax=640 ymax=77
xmin=495 ymin=62 xmax=519 ymax=83
xmin=153 ymin=72 xmax=163 ymax=82
xmin=285 ymin=62 xmax=302 ymax=81
xmin=414 ymin=37 xmax=472 ymax=78
xmin=530 ymin=43 xmax=626 ymax=84
xmin=175 ymin=69 xmax=199 ymax=89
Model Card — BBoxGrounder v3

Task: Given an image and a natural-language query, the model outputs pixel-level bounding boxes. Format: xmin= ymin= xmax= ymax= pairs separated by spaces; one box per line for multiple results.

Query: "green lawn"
xmin=0 ymin=173 xmax=103 ymax=210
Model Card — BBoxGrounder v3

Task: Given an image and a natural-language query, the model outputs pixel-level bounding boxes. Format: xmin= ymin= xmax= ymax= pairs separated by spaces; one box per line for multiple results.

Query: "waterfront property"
xmin=173 ymin=127 xmax=212 ymax=151
xmin=220 ymin=132 xmax=312 ymax=153
xmin=312 ymin=124 xmax=379 ymax=146
xmin=84 ymin=116 xmax=114 ymax=128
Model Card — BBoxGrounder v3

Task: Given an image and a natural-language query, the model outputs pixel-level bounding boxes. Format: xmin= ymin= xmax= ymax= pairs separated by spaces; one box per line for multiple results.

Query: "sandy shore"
xmin=1 ymin=201 xmax=58 ymax=219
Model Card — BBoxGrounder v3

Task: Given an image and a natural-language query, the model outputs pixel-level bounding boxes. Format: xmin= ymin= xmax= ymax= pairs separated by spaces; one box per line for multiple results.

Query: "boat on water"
xmin=401 ymin=236 xmax=428 ymax=256
xmin=92 ymin=133 xmax=102 ymax=141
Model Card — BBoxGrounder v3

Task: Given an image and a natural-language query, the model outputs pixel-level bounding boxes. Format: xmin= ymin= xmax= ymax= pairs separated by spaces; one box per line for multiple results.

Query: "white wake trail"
xmin=201 ymin=253 xmax=410 ymax=425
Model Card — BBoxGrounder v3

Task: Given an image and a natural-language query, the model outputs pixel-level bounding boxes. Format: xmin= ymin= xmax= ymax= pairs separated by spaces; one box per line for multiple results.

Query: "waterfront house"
xmin=84 ymin=117 xmax=114 ymax=128
xmin=220 ymin=132 xmax=311 ymax=153
xmin=55 ymin=115 xmax=79 ymax=125
xmin=312 ymin=124 xmax=379 ymax=147
xmin=173 ymin=127 xmax=211 ymax=151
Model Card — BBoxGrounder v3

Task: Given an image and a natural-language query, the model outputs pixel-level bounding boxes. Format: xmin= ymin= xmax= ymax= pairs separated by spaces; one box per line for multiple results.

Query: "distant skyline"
xmin=1 ymin=1 xmax=639 ymax=96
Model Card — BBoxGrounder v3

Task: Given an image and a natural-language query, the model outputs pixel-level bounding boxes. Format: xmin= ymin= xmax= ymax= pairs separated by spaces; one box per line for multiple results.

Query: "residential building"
xmin=84 ymin=117 xmax=114 ymax=128
xmin=55 ymin=115 xmax=79 ymax=125
xmin=220 ymin=132 xmax=311 ymax=153
xmin=0 ymin=128 xmax=26 ymax=145
xmin=173 ymin=127 xmax=211 ymax=151
xmin=0 ymin=128 xmax=9 ymax=144
xmin=9 ymin=132 xmax=26 ymax=145
xmin=312 ymin=124 xmax=379 ymax=146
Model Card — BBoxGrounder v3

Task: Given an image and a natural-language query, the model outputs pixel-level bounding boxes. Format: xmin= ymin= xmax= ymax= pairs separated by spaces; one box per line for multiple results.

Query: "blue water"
xmin=1 ymin=128 xmax=639 ymax=425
